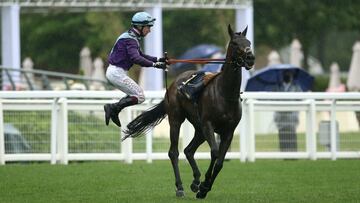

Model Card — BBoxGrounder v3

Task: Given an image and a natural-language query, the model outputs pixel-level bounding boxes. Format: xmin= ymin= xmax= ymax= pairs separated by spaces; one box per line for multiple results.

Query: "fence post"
xmin=50 ymin=98 xmax=58 ymax=164
xmin=247 ymin=99 xmax=255 ymax=162
xmin=0 ymin=99 xmax=5 ymax=165
xmin=306 ymin=99 xmax=317 ymax=160
xmin=58 ymin=98 xmax=68 ymax=165
xmin=240 ymin=100 xmax=247 ymax=162
xmin=146 ymin=130 xmax=153 ymax=163
xmin=182 ymin=120 xmax=193 ymax=153
xmin=121 ymin=108 xmax=133 ymax=164
xmin=330 ymin=99 xmax=337 ymax=160
xmin=22 ymin=57 xmax=35 ymax=90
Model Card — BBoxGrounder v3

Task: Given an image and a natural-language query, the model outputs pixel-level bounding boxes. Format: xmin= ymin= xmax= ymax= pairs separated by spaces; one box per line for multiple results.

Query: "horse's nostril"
xmin=247 ymin=54 xmax=255 ymax=60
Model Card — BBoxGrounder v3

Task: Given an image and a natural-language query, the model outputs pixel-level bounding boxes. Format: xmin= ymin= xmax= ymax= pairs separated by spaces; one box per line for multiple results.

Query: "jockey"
xmin=104 ymin=11 xmax=168 ymax=127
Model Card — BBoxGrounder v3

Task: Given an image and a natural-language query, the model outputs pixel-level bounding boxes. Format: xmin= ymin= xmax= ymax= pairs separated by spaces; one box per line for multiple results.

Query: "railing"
xmin=1 ymin=66 xmax=112 ymax=91
xmin=0 ymin=0 xmax=251 ymax=10
xmin=0 ymin=91 xmax=359 ymax=165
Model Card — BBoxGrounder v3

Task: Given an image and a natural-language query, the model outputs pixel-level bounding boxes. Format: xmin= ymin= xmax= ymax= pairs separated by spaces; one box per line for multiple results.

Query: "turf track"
xmin=0 ymin=160 xmax=359 ymax=203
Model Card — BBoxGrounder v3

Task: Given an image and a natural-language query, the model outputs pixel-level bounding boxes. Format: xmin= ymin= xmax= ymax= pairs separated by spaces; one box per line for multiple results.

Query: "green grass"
xmin=0 ymin=160 xmax=359 ymax=203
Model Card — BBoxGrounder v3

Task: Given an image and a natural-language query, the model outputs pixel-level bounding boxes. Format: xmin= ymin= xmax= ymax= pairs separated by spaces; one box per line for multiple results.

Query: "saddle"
xmin=178 ymin=71 xmax=220 ymax=101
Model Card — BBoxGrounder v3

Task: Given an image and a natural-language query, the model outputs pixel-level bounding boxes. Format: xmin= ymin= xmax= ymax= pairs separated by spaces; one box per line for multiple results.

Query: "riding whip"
xmin=164 ymin=52 xmax=170 ymax=103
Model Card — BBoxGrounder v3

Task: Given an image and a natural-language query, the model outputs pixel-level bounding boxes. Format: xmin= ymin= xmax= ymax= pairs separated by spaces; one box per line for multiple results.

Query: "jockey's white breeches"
xmin=105 ymin=65 xmax=145 ymax=103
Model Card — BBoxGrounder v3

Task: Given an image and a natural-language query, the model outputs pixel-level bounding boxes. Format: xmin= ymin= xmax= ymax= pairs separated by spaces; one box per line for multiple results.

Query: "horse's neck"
xmin=220 ymin=63 xmax=242 ymax=100
xmin=217 ymin=46 xmax=242 ymax=100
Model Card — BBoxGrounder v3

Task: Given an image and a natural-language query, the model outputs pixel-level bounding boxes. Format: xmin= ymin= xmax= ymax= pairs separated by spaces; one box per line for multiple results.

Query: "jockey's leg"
xmin=104 ymin=96 xmax=138 ymax=127
xmin=104 ymin=65 xmax=145 ymax=127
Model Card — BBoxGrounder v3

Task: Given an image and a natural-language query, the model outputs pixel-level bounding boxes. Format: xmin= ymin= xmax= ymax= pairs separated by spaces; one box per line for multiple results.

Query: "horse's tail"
xmin=122 ymin=100 xmax=167 ymax=141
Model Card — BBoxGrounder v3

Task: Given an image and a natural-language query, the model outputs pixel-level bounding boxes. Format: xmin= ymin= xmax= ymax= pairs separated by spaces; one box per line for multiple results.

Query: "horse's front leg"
xmin=196 ymin=122 xmax=218 ymax=199
xmin=184 ymin=130 xmax=205 ymax=193
xmin=168 ymin=121 xmax=184 ymax=197
xmin=208 ymin=132 xmax=234 ymax=194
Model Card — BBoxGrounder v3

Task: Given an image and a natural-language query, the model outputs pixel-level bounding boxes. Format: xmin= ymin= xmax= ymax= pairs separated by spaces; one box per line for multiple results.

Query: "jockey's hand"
xmin=153 ymin=62 xmax=167 ymax=70
xmin=158 ymin=57 xmax=169 ymax=64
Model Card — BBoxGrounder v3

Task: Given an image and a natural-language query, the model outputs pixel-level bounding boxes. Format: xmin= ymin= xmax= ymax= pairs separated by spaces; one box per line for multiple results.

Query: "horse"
xmin=122 ymin=24 xmax=255 ymax=199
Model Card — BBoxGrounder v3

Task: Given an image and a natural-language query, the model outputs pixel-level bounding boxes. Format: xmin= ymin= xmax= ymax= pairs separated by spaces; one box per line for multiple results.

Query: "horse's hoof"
xmin=190 ymin=183 xmax=199 ymax=193
xmin=176 ymin=190 xmax=185 ymax=198
xmin=196 ymin=191 xmax=207 ymax=199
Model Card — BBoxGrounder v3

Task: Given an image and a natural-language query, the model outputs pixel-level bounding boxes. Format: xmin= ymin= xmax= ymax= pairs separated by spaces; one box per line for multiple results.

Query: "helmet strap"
xmin=139 ymin=26 xmax=145 ymax=37
xmin=133 ymin=26 xmax=145 ymax=37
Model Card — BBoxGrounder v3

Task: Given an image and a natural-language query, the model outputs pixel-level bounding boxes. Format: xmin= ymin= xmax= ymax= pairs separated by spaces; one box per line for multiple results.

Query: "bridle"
xmin=229 ymin=46 xmax=252 ymax=69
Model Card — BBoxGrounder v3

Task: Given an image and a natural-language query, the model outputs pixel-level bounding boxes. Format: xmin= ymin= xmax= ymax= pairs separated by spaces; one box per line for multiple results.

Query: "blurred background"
xmin=1 ymin=0 xmax=360 ymax=164
xmin=1 ymin=0 xmax=359 ymax=92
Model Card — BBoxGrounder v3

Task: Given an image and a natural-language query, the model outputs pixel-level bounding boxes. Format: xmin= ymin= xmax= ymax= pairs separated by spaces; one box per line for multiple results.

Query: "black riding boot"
xmin=104 ymin=96 xmax=138 ymax=127
xmin=179 ymin=73 xmax=205 ymax=100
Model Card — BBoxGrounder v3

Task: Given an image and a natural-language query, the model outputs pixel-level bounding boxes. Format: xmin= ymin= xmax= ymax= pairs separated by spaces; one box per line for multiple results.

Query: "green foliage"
xmin=321 ymin=30 xmax=360 ymax=70
xmin=0 ymin=160 xmax=359 ymax=202
xmin=254 ymin=0 xmax=360 ymax=70
xmin=84 ymin=12 xmax=127 ymax=60
xmin=20 ymin=11 xmax=129 ymax=73
xmin=312 ymin=74 xmax=348 ymax=92
xmin=21 ymin=13 xmax=88 ymax=73
xmin=20 ymin=10 xmax=235 ymax=73
xmin=313 ymin=75 xmax=330 ymax=92
xmin=19 ymin=2 xmax=360 ymax=74
xmin=163 ymin=9 xmax=235 ymax=57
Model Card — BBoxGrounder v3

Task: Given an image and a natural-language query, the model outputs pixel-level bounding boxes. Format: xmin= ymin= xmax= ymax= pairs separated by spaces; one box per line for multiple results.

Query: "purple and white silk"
xmin=106 ymin=65 xmax=145 ymax=103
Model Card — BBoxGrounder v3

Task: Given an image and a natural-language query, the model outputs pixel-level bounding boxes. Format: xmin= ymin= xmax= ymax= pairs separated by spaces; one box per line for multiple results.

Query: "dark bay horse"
xmin=122 ymin=24 xmax=255 ymax=199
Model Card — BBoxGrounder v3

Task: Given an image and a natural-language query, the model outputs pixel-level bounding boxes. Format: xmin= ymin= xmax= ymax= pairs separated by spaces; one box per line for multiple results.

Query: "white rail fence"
xmin=0 ymin=91 xmax=360 ymax=165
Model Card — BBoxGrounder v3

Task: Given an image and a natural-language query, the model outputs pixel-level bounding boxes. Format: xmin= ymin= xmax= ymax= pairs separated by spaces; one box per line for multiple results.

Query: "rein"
xmin=168 ymin=48 xmax=250 ymax=67
xmin=168 ymin=58 xmax=226 ymax=65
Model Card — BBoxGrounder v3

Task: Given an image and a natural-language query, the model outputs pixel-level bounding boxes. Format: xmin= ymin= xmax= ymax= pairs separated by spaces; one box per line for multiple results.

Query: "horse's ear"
xmin=242 ymin=25 xmax=248 ymax=36
xmin=228 ymin=24 xmax=234 ymax=38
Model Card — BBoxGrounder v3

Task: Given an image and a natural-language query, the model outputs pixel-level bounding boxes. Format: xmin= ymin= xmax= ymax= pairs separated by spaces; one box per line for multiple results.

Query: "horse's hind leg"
xmin=168 ymin=120 xmax=184 ymax=197
xmin=184 ymin=130 xmax=205 ymax=193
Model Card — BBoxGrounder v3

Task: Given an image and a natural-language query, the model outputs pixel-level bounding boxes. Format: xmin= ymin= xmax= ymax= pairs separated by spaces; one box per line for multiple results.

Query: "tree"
xmin=21 ymin=13 xmax=88 ymax=73
xmin=20 ymin=2 xmax=360 ymax=73
xmin=84 ymin=12 xmax=128 ymax=61
xmin=254 ymin=0 xmax=360 ymax=70
xmin=163 ymin=9 xmax=235 ymax=57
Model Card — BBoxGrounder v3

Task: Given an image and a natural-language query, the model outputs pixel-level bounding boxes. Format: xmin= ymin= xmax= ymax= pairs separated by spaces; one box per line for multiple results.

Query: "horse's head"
xmin=227 ymin=24 xmax=255 ymax=70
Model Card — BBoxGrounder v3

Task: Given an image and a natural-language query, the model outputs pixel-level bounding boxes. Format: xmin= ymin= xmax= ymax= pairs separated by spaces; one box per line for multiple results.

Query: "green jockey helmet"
xmin=131 ymin=12 xmax=156 ymax=27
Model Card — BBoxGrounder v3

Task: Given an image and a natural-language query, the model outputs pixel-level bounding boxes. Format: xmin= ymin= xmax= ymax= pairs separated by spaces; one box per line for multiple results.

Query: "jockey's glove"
xmin=158 ymin=57 xmax=169 ymax=65
xmin=153 ymin=62 xmax=167 ymax=70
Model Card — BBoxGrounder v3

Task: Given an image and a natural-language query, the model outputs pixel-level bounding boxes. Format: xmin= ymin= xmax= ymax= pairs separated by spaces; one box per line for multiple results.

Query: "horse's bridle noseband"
xmin=230 ymin=46 xmax=253 ymax=69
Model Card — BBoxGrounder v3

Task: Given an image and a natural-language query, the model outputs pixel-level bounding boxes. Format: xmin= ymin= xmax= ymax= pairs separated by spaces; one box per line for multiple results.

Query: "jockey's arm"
xmin=126 ymin=40 xmax=156 ymax=67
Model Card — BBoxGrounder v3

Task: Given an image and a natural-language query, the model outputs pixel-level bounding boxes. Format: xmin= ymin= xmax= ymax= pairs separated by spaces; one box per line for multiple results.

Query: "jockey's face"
xmin=142 ymin=26 xmax=151 ymax=36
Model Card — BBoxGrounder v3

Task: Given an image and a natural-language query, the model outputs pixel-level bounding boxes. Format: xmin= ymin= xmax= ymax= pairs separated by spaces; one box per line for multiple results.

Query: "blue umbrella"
xmin=200 ymin=63 xmax=222 ymax=73
xmin=245 ymin=64 xmax=314 ymax=91
xmin=179 ymin=44 xmax=222 ymax=60
xmin=171 ymin=44 xmax=222 ymax=75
